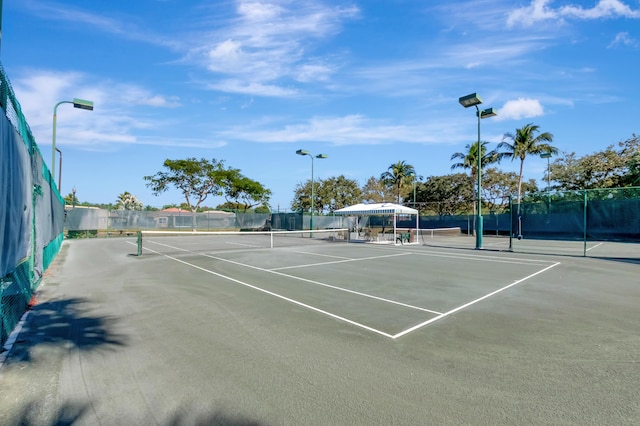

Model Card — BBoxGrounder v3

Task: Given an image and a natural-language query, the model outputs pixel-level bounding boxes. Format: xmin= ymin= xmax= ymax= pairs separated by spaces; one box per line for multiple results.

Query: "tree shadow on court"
xmin=590 ymin=256 xmax=640 ymax=265
xmin=164 ymin=409 xmax=269 ymax=426
xmin=9 ymin=401 xmax=268 ymax=426
xmin=4 ymin=297 xmax=127 ymax=364
xmin=7 ymin=400 xmax=90 ymax=426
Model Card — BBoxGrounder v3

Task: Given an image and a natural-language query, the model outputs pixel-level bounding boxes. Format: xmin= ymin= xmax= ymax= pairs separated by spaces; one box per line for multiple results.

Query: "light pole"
xmin=459 ymin=92 xmax=497 ymax=249
xmin=296 ymin=149 xmax=328 ymax=232
xmin=540 ymin=152 xmax=552 ymax=193
xmin=52 ymin=98 xmax=94 ymax=189
xmin=409 ymin=172 xmax=422 ymax=209
xmin=55 ymin=147 xmax=62 ymax=191
xmin=540 ymin=152 xmax=552 ymax=213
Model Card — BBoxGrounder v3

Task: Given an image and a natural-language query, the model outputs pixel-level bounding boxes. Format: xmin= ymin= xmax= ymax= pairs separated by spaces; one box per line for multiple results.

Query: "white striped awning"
xmin=334 ymin=203 xmax=418 ymax=215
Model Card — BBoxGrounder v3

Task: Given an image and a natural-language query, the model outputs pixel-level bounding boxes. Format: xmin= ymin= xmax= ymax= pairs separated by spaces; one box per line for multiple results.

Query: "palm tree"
xmin=116 ymin=191 xmax=143 ymax=211
xmin=450 ymin=141 xmax=506 ymax=200
xmin=497 ymin=123 xmax=556 ymax=207
xmin=380 ymin=161 xmax=416 ymax=204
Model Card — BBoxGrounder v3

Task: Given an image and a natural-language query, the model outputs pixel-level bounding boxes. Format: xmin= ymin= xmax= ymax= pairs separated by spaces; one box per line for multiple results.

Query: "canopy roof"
xmin=334 ymin=203 xmax=418 ymax=215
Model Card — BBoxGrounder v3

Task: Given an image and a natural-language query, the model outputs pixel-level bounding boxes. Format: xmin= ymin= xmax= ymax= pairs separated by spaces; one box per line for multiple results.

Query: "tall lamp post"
xmin=458 ymin=92 xmax=497 ymax=249
xmin=296 ymin=149 xmax=328 ymax=232
xmin=52 ymin=98 xmax=94 ymax=190
xmin=540 ymin=152 xmax=552 ymax=209
xmin=540 ymin=152 xmax=552 ymax=192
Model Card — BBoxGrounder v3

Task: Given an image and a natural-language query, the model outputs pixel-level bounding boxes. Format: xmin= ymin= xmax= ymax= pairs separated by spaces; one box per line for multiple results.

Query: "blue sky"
xmin=2 ymin=0 xmax=639 ymax=210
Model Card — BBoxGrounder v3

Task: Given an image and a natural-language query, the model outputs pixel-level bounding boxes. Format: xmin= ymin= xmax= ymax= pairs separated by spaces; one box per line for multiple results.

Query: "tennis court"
xmin=134 ymin=230 xmax=560 ymax=339
xmin=1 ymin=234 xmax=638 ymax=424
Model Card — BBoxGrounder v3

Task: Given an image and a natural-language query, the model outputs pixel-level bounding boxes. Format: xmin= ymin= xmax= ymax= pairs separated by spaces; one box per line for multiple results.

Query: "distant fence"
xmin=512 ymin=187 xmax=640 ymax=242
xmin=63 ymin=209 xmax=349 ymax=235
xmin=1 ymin=62 xmax=65 ymax=345
xmin=64 ymin=187 xmax=640 ymax=245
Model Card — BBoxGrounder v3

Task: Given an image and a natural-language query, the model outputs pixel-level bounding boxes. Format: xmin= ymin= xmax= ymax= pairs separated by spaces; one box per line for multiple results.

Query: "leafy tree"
xmin=626 ymin=153 xmax=640 ymax=186
xmin=497 ymin=123 xmax=556 ymax=207
xmin=321 ymin=175 xmax=362 ymax=212
xmin=380 ymin=160 xmax=416 ymax=204
xmin=216 ymin=201 xmax=243 ymax=211
xmin=64 ymin=191 xmax=79 ymax=207
xmin=221 ymin=167 xmax=272 ymax=212
xmin=291 ymin=175 xmax=360 ymax=213
xmin=361 ymin=176 xmax=394 ymax=203
xmin=144 ymin=158 xmax=228 ymax=212
xmin=291 ymin=179 xmax=319 ymax=213
xmin=551 ymin=135 xmax=640 ymax=189
xmin=417 ymin=173 xmax=474 ymax=216
xmin=482 ymin=168 xmax=537 ymax=212
xmin=115 ymin=191 xmax=143 ymax=211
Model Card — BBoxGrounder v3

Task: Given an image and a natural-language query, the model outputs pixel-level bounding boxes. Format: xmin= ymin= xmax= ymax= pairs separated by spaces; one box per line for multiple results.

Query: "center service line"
xmin=141 ymin=239 xmax=441 ymax=315
xmin=137 ymin=244 xmax=396 ymax=338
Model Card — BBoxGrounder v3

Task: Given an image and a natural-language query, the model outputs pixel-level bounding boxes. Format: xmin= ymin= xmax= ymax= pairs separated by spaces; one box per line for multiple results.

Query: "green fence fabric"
xmin=513 ymin=188 xmax=640 ymax=242
xmin=1 ymin=62 xmax=64 ymax=345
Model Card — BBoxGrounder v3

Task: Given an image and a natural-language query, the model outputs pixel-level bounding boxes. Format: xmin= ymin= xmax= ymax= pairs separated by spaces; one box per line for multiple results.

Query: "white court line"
xmin=270 ymin=252 xmax=411 ymax=271
xmin=586 ymin=242 xmax=604 ymax=252
xmin=410 ymin=250 xmax=553 ymax=266
xmin=142 ymin=240 xmax=442 ymax=315
xmin=283 ymin=250 xmax=354 ymax=261
xmin=199 ymin=252 xmax=442 ymax=315
xmin=137 ymin=244 xmax=395 ymax=338
xmin=134 ymin=241 xmax=560 ymax=338
xmin=349 ymin=241 xmax=557 ymax=265
xmin=392 ymin=262 xmax=562 ymax=339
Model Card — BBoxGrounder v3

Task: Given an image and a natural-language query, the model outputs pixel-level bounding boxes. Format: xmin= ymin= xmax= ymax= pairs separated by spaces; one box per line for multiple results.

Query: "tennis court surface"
xmin=1 ymin=234 xmax=639 ymax=424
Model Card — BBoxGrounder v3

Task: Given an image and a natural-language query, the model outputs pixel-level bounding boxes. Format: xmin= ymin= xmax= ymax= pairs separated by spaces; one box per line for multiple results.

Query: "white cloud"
xmin=296 ymin=63 xmax=334 ymax=82
xmin=217 ymin=114 xmax=457 ymax=146
xmin=237 ymin=1 xmax=283 ymax=21
xmin=11 ymin=69 xmax=183 ymax=148
xmin=190 ymin=1 xmax=359 ymax=96
xmin=206 ymin=79 xmax=299 ymax=97
xmin=560 ymin=0 xmax=640 ymax=20
xmin=23 ymin=0 xmax=180 ymax=48
xmin=507 ymin=0 xmax=558 ymax=27
xmin=507 ymin=0 xmax=640 ymax=27
xmin=608 ymin=32 xmax=639 ymax=48
xmin=496 ymin=98 xmax=545 ymax=121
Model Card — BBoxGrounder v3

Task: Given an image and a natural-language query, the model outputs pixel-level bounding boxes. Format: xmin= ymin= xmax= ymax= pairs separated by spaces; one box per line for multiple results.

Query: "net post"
xmin=583 ymin=189 xmax=587 ymax=257
xmin=137 ymin=231 xmax=142 ymax=256
xmin=508 ymin=195 xmax=513 ymax=251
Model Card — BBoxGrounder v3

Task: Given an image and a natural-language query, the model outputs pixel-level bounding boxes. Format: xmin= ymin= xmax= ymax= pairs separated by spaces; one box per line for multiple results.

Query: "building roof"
xmin=334 ymin=203 xmax=418 ymax=215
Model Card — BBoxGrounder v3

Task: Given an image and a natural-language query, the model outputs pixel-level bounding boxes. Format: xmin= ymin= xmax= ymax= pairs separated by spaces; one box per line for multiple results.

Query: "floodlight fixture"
xmin=52 ymin=98 xmax=94 ymax=189
xmin=478 ymin=107 xmax=497 ymax=119
xmin=459 ymin=93 xmax=482 ymax=108
xmin=72 ymin=98 xmax=94 ymax=111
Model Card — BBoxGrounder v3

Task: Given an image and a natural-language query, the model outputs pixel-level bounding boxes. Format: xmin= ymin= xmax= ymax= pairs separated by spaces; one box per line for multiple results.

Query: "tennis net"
xmin=416 ymin=227 xmax=462 ymax=244
xmin=136 ymin=228 xmax=350 ymax=256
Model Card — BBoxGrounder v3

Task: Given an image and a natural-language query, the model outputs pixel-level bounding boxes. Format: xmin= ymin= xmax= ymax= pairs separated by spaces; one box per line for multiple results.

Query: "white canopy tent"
xmin=334 ymin=203 xmax=419 ymax=244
